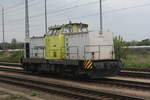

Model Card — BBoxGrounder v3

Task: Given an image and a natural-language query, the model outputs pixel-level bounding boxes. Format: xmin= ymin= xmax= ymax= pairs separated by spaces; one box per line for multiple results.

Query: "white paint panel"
xmin=30 ymin=37 xmax=44 ymax=58
xmin=65 ymin=30 xmax=114 ymax=60
xmin=65 ymin=33 xmax=89 ymax=60
xmin=88 ymin=30 xmax=114 ymax=60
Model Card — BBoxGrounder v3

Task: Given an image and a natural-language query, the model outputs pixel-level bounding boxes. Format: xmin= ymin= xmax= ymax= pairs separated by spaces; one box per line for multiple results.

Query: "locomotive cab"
xmin=44 ymin=23 xmax=88 ymax=60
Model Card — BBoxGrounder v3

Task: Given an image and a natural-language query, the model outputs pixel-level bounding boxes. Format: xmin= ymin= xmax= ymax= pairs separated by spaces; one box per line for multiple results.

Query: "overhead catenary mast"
xmin=2 ymin=7 xmax=5 ymax=50
xmin=44 ymin=0 xmax=48 ymax=34
xmin=25 ymin=0 xmax=30 ymax=58
xmin=99 ymin=0 xmax=103 ymax=34
xmin=0 ymin=4 xmax=5 ymax=50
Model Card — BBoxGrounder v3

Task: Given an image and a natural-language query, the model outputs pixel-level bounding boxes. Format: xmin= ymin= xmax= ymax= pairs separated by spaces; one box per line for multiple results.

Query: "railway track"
xmin=94 ymin=78 xmax=150 ymax=90
xmin=122 ymin=68 xmax=150 ymax=72
xmin=0 ymin=65 xmax=149 ymax=99
xmin=119 ymin=71 xmax=150 ymax=79
xmin=0 ymin=66 xmax=149 ymax=87
xmin=0 ymin=66 xmax=150 ymax=90
xmin=0 ymin=70 xmax=147 ymax=100
xmin=0 ymin=62 xmax=22 ymax=67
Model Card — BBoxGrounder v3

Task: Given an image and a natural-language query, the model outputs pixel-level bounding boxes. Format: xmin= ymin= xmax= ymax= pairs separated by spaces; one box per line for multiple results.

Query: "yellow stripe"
xmin=85 ymin=60 xmax=91 ymax=68
xmin=87 ymin=62 xmax=93 ymax=69
xmin=89 ymin=65 xmax=93 ymax=69
xmin=84 ymin=60 xmax=88 ymax=67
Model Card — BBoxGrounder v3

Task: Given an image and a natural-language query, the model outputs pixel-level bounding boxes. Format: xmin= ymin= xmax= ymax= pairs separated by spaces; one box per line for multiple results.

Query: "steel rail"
xmin=122 ymin=68 xmax=150 ymax=72
xmin=0 ymin=74 xmax=145 ymax=100
xmin=0 ymin=62 xmax=22 ymax=67
xmin=119 ymin=71 xmax=150 ymax=79
xmin=93 ymin=78 xmax=150 ymax=91
xmin=0 ymin=65 xmax=150 ymax=90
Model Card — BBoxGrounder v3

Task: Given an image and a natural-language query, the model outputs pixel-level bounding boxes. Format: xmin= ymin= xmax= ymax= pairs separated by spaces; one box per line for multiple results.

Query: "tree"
xmin=113 ymin=36 xmax=128 ymax=59
xmin=137 ymin=39 xmax=150 ymax=46
xmin=11 ymin=38 xmax=17 ymax=49
xmin=127 ymin=40 xmax=138 ymax=46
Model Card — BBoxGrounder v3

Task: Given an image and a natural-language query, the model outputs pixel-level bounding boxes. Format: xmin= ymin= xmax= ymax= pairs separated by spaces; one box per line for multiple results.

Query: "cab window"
xmin=68 ymin=27 xmax=73 ymax=33
xmin=48 ymin=30 xmax=53 ymax=35
xmin=48 ymin=29 xmax=61 ymax=35
xmin=63 ymin=27 xmax=73 ymax=34
xmin=63 ymin=28 xmax=69 ymax=33
xmin=82 ymin=27 xmax=88 ymax=32
xmin=52 ymin=29 xmax=57 ymax=35
xmin=56 ymin=29 xmax=61 ymax=35
xmin=79 ymin=26 xmax=88 ymax=32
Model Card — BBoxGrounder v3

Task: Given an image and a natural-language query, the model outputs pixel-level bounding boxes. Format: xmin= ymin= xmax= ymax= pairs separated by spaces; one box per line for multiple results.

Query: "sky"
xmin=0 ymin=0 xmax=150 ymax=42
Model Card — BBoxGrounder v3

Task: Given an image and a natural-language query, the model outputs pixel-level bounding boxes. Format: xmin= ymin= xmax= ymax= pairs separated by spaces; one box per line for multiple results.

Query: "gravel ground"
xmin=0 ymin=91 xmax=29 ymax=100
xmin=0 ymin=82 xmax=78 ymax=100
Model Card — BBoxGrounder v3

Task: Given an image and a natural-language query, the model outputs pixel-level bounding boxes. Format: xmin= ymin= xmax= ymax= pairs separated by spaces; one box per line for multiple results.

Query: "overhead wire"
xmin=0 ymin=0 xmax=85 ymax=23
xmin=1 ymin=1 xmax=98 ymax=25
xmin=30 ymin=1 xmax=98 ymax=19
xmin=4 ymin=2 xmax=150 ymax=25
xmin=6 ymin=2 xmax=39 ymax=16
xmin=1 ymin=0 xmax=150 ymax=42
xmin=47 ymin=0 xmax=81 ymax=10
xmin=2 ymin=0 xmax=80 ymax=15
xmin=2 ymin=0 xmax=40 ymax=14
xmin=104 ymin=3 xmax=150 ymax=14
xmin=5 ymin=1 xmax=41 ymax=16
xmin=1 ymin=1 xmax=150 ymax=28
xmin=26 ymin=2 xmax=150 ymax=29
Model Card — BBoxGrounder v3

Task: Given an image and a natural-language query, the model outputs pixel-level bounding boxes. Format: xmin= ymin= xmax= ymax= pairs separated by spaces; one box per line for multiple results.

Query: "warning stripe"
xmin=89 ymin=65 xmax=93 ymax=69
xmin=84 ymin=60 xmax=93 ymax=69
xmin=85 ymin=60 xmax=91 ymax=68
xmin=84 ymin=60 xmax=88 ymax=67
xmin=87 ymin=62 xmax=93 ymax=69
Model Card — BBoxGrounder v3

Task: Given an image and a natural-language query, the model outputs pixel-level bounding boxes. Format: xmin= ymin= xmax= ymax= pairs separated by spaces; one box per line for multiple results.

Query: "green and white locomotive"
xmin=22 ymin=22 xmax=123 ymax=78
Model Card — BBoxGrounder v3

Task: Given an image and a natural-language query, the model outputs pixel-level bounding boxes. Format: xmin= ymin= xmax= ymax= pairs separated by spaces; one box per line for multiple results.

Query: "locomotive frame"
xmin=22 ymin=58 xmax=122 ymax=78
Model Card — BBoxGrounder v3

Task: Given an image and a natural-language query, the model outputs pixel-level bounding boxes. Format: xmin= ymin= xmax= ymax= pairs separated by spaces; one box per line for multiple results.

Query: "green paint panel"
xmin=45 ymin=34 xmax=65 ymax=59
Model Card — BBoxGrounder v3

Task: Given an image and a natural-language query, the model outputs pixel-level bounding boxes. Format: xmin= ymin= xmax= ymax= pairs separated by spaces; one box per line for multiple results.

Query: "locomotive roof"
xmin=64 ymin=23 xmax=88 ymax=26
xmin=30 ymin=36 xmax=44 ymax=39
xmin=48 ymin=23 xmax=88 ymax=30
xmin=48 ymin=25 xmax=62 ymax=30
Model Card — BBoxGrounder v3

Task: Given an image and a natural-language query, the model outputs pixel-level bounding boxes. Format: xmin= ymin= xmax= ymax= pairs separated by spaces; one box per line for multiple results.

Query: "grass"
xmin=0 ymin=91 xmax=29 ymax=100
xmin=31 ymin=91 xmax=39 ymax=96
xmin=123 ymin=53 xmax=150 ymax=68
xmin=4 ymin=94 xmax=29 ymax=100
xmin=0 ymin=51 xmax=22 ymax=63
xmin=0 ymin=50 xmax=150 ymax=69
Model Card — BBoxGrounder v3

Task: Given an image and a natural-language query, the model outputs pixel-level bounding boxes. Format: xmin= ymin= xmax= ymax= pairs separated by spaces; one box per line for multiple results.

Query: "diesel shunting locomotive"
xmin=22 ymin=22 xmax=123 ymax=78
